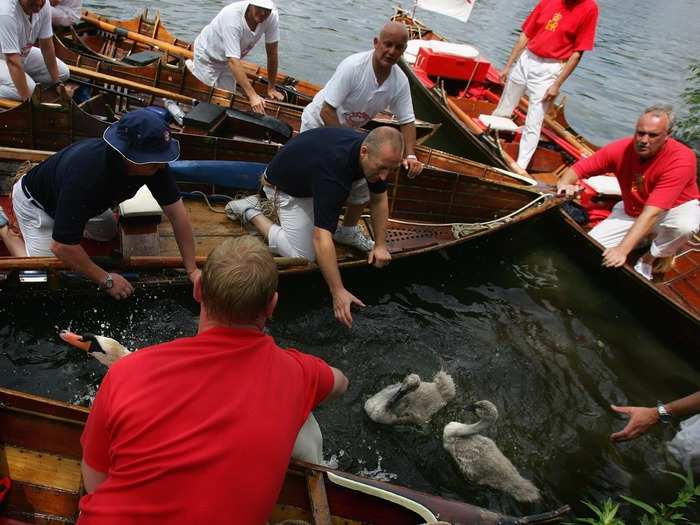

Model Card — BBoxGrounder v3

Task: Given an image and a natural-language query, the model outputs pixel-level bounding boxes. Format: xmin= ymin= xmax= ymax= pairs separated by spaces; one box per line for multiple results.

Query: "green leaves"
xmin=676 ymin=61 xmax=700 ymax=168
xmin=570 ymin=469 xmax=699 ymax=525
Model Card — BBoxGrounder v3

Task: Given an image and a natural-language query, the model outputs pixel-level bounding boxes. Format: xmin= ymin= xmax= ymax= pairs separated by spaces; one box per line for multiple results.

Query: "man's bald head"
xmin=373 ymin=22 xmax=409 ymax=70
xmin=379 ymin=21 xmax=409 ymax=42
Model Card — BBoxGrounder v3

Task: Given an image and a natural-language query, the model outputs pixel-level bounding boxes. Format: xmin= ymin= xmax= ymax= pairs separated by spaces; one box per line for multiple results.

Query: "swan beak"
xmin=465 ymin=403 xmax=478 ymax=413
xmin=386 ymin=383 xmax=411 ymax=409
xmin=59 ymin=331 xmax=105 ymax=354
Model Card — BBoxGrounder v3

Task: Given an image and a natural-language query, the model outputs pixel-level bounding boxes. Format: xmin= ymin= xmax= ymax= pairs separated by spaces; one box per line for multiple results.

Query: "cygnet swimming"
xmin=60 ymin=330 xmax=325 ymax=465
xmin=443 ymin=400 xmax=541 ymax=502
xmin=364 ymin=371 xmax=456 ymax=425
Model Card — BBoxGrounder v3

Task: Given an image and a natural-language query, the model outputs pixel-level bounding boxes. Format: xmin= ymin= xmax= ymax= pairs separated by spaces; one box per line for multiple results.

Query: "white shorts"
xmin=191 ymin=36 xmax=237 ymax=92
xmin=0 ymin=47 xmax=70 ymax=100
xmin=589 ymin=199 xmax=700 ymax=257
xmin=12 ymin=178 xmax=118 ymax=256
xmin=262 ymin=179 xmax=370 ymax=260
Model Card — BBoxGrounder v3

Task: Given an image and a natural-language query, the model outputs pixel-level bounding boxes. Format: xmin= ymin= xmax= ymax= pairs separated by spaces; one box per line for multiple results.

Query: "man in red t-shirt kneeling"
xmin=557 ymin=104 xmax=700 ymax=280
xmin=78 ymin=236 xmax=349 ymax=525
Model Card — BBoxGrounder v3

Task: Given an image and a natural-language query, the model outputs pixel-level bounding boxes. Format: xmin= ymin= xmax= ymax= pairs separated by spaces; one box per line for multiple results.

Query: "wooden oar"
xmin=0 ymin=146 xmax=53 ymax=161
xmin=68 ymin=65 xmax=197 ymax=106
xmin=0 ymin=255 xmax=309 ymax=271
xmin=445 ymin=97 xmax=520 ymax=172
xmin=80 ymin=15 xmax=194 ymax=60
xmin=0 ymin=98 xmax=21 ymax=109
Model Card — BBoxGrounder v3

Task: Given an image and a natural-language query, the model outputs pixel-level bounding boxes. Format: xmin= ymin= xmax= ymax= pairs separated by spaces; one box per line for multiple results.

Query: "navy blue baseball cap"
xmin=103 ymin=108 xmax=180 ymax=164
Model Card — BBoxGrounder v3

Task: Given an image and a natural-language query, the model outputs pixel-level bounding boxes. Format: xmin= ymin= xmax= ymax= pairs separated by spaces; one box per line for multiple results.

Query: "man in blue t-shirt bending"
xmin=12 ymin=109 xmax=200 ymax=300
xmin=226 ymin=126 xmax=403 ymax=328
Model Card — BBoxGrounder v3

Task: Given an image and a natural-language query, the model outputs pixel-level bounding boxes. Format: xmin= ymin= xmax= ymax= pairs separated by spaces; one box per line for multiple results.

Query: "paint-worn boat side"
xmin=0 ymin=142 xmax=559 ymax=294
xmin=56 ymin=14 xmax=441 ymax=142
xmin=0 ymin=387 xmax=569 ymax=525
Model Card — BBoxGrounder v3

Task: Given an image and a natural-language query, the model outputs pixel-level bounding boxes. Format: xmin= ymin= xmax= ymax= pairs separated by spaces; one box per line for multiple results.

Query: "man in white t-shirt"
xmin=300 ymin=21 xmax=423 ymax=250
xmin=49 ymin=0 xmax=81 ymax=27
xmin=0 ymin=0 xmax=69 ymax=100
xmin=192 ymin=0 xmax=283 ymax=114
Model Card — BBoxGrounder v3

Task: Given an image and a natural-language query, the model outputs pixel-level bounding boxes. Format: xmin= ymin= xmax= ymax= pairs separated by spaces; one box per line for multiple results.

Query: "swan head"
xmin=386 ymin=373 xmax=421 ymax=409
xmin=467 ymin=400 xmax=499 ymax=424
xmin=60 ymin=330 xmax=130 ymax=368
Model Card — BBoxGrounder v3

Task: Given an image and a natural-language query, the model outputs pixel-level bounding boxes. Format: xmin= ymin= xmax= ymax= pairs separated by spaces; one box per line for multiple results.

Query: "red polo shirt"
xmin=572 ymin=137 xmax=699 ymax=217
xmin=523 ymin=0 xmax=599 ymax=60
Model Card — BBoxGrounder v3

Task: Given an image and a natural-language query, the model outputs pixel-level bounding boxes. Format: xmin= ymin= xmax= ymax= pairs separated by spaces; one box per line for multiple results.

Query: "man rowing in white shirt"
xmin=191 ymin=0 xmax=283 ymax=114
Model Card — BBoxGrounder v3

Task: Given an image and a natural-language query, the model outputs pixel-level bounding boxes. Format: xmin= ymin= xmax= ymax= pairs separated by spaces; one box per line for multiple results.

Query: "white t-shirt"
xmin=301 ymin=50 xmax=415 ymax=131
xmin=51 ymin=0 xmax=82 ymax=27
xmin=195 ymin=0 xmax=279 ymax=65
xmin=0 ymin=0 xmax=53 ymax=59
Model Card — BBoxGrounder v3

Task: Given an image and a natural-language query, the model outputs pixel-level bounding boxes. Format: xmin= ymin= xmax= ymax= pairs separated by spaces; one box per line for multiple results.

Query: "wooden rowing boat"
xmin=390 ymin=8 xmax=595 ymax=178
xmin=0 ymin=90 xmax=541 ymax=191
xmin=73 ymin=8 xmax=318 ymax=105
xmin=554 ymin=203 xmax=700 ymax=351
xmin=387 ymin=10 xmax=700 ymax=346
xmin=0 ymin=143 xmax=560 ymax=293
xmin=0 ymin=386 xmax=569 ymax=524
xmin=54 ymin=13 xmax=441 ymax=142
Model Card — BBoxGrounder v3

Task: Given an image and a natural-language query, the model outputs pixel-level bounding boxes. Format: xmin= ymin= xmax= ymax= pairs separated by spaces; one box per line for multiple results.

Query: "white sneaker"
xmin=225 ymin=195 xmax=262 ymax=226
xmin=333 ymin=226 xmax=375 ymax=253
xmin=633 ymin=258 xmax=653 ymax=281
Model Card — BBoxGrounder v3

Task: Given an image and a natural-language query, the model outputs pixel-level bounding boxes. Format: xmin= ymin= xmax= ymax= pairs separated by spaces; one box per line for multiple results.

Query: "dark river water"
xmin=2 ymin=0 xmax=700 ymax=520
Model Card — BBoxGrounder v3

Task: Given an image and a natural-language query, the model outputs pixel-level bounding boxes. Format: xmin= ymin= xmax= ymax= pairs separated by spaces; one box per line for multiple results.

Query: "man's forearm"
xmin=265 ymin=44 xmax=279 ymax=90
xmin=369 ymin=193 xmax=389 ymax=249
xmin=6 ymin=55 xmax=32 ymax=100
xmin=39 ymin=38 xmax=61 ymax=83
xmin=504 ymin=33 xmax=528 ymax=70
xmin=617 ymin=206 xmax=663 ymax=253
xmin=51 ymin=241 xmax=109 ymax=283
xmin=556 ymin=167 xmax=580 ymax=188
xmin=320 ymin=102 xmax=341 ymax=127
xmin=164 ymin=200 xmax=198 ymax=273
xmin=399 ymin=122 xmax=417 ymax=156
xmin=552 ymin=51 xmax=582 ymax=90
xmin=81 ymin=459 xmax=107 ymax=494
xmin=666 ymin=391 xmax=700 ymax=419
xmin=312 ymin=228 xmax=344 ymax=294
xmin=228 ymin=58 xmax=258 ymax=99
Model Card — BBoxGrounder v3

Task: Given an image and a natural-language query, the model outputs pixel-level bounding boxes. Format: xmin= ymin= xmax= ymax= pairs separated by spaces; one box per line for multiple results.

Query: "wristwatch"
xmin=99 ymin=273 xmax=114 ymax=291
xmin=656 ymin=401 xmax=672 ymax=423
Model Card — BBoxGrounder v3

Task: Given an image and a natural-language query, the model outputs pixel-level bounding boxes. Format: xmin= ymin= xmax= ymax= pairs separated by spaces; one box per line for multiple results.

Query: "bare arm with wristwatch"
xmin=610 ymin=391 xmax=700 ymax=442
xmin=399 ymin=122 xmax=423 ymax=178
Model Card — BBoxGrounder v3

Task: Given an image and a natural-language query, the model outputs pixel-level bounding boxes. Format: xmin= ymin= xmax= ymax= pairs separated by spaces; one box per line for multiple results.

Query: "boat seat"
xmin=122 ymin=50 xmax=162 ymax=67
xmin=182 ymin=102 xmax=226 ymax=134
xmin=119 ymin=185 xmax=162 ymax=219
xmin=404 ymin=39 xmax=479 ymax=65
xmin=118 ymin=185 xmax=162 ymax=257
xmin=585 ymin=175 xmax=621 ymax=196
xmin=478 ymin=114 xmax=519 ymax=132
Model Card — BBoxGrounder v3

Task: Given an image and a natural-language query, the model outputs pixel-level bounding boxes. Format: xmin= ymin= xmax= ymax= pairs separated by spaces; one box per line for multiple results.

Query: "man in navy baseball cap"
xmin=12 ymin=108 xmax=200 ymax=299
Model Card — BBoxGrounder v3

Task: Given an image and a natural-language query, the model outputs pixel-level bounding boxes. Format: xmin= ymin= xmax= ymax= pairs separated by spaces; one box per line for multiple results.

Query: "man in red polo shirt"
xmin=492 ymin=0 xmax=598 ymax=174
xmin=557 ymin=105 xmax=700 ymax=279
xmin=78 ymin=236 xmax=349 ymax=524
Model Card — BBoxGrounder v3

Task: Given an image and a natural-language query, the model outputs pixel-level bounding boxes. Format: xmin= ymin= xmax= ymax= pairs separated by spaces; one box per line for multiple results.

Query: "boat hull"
xmin=0 ymin=387 xmax=569 ymax=524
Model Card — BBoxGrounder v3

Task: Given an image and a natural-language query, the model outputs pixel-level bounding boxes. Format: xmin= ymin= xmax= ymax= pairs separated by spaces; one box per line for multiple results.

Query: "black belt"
xmin=21 ymin=179 xmax=45 ymax=211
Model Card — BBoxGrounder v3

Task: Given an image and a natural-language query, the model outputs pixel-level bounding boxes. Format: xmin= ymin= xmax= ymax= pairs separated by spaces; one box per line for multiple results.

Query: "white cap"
xmin=250 ymin=0 xmax=275 ymax=9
